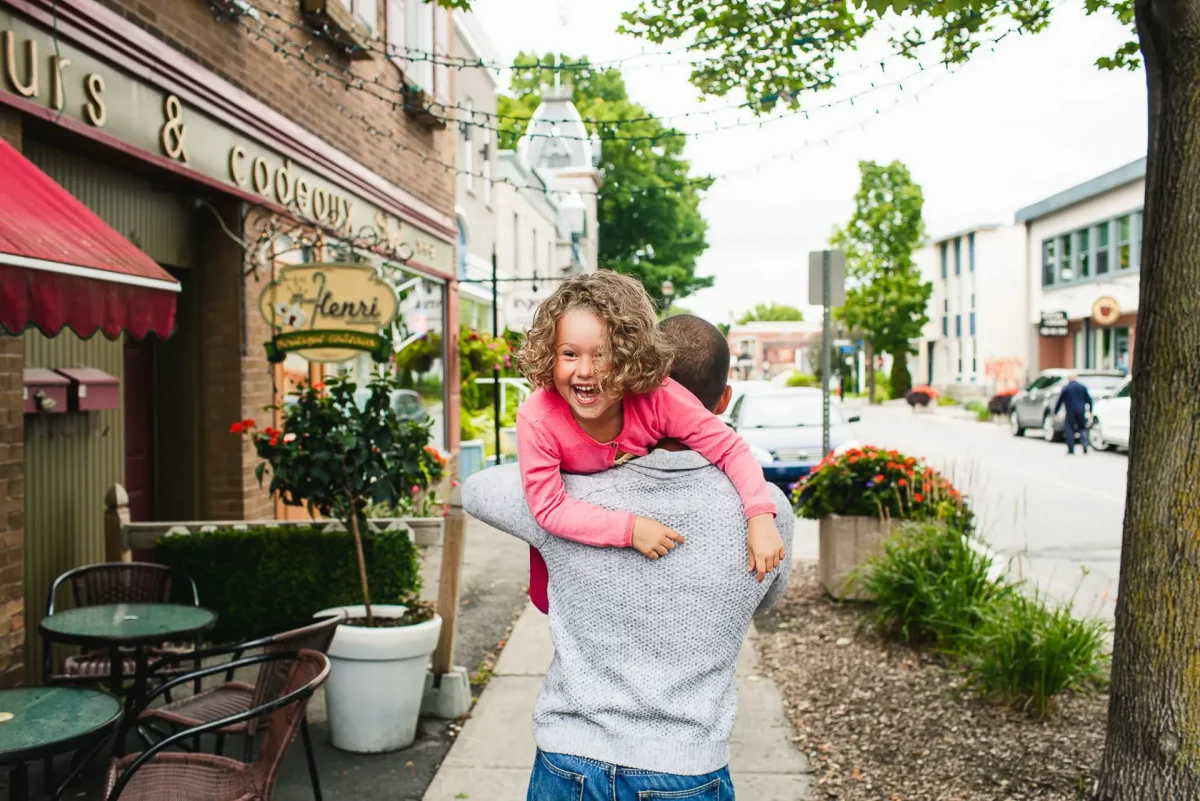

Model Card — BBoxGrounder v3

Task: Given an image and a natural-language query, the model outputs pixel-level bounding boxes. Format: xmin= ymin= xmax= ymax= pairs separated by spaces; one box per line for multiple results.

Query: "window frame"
xmin=940 ymin=242 xmax=948 ymax=279
xmin=968 ymin=232 xmax=975 ymax=272
xmin=954 ymin=237 xmax=962 ymax=276
xmin=1041 ymin=208 xmax=1142 ymax=289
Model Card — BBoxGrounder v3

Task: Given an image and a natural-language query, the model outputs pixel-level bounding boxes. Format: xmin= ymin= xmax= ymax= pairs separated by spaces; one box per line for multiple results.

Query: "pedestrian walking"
xmin=1054 ymin=373 xmax=1094 ymax=455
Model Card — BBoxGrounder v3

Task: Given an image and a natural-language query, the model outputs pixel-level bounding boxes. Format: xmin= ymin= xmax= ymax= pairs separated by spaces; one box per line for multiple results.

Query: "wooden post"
xmin=104 ymin=484 xmax=131 ymax=563
xmin=431 ymin=476 xmax=465 ymax=677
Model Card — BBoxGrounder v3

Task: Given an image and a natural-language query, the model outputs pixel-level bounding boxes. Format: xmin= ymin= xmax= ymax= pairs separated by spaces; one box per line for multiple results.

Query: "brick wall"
xmin=99 ymin=0 xmax=456 ymax=216
xmin=0 ymin=108 xmax=24 ymax=687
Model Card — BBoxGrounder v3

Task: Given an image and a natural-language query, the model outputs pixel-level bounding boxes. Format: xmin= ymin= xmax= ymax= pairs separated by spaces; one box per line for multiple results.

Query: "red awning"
xmin=0 ymin=137 xmax=179 ymax=339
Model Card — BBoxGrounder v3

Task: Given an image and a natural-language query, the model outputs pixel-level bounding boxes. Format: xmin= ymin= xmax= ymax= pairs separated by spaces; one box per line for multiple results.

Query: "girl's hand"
xmin=747 ymin=514 xmax=786 ymax=583
xmin=632 ymin=516 xmax=685 ymax=559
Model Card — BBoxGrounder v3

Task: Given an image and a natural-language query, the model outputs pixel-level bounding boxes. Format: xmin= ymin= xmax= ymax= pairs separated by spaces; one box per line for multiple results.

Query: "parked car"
xmin=720 ymin=379 xmax=773 ymax=425
xmin=727 ymin=387 xmax=861 ymax=492
xmin=1090 ymin=378 xmax=1132 ymax=451
xmin=1009 ymin=369 xmax=1126 ymax=441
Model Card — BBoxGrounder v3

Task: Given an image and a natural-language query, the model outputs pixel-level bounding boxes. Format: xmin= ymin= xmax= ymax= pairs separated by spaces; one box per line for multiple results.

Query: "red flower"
xmin=914 ymin=493 xmax=924 ymax=502
xmin=898 ymin=478 xmax=907 ymax=487
xmin=269 ymin=436 xmax=279 ymax=446
xmin=873 ymin=474 xmax=885 ymax=483
xmin=451 ymin=478 xmax=460 ymax=488
xmin=242 ymin=418 xmax=256 ymax=428
xmin=411 ymin=484 xmax=421 ymax=495
xmin=849 ymin=456 xmax=859 ymax=464
xmin=888 ymin=449 xmax=899 ymax=458
xmin=905 ymin=457 xmax=916 ymax=467
xmin=441 ymin=504 xmax=450 ymax=516
xmin=229 ymin=422 xmax=244 ymax=434
xmin=312 ymin=382 xmax=324 ymax=391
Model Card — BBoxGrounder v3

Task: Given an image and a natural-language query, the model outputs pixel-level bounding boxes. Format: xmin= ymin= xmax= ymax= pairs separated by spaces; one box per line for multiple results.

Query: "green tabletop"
xmin=0 ymin=687 xmax=121 ymax=763
xmin=40 ymin=603 xmax=217 ymax=647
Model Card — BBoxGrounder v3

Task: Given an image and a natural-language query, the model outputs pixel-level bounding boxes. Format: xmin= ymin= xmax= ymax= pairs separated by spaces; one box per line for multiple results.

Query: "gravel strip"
xmin=755 ymin=564 xmax=1106 ymax=800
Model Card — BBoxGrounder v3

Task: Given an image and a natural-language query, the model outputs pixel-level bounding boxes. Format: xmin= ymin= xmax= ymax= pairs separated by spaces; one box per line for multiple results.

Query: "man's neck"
xmin=653 ymin=438 xmax=688 ymax=452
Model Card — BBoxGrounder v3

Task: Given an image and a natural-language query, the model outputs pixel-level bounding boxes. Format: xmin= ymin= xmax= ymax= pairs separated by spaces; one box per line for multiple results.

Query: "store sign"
xmin=1039 ymin=310 xmax=1069 ymax=337
xmin=0 ymin=12 xmax=453 ymax=273
xmin=259 ymin=263 xmax=398 ymax=363
xmin=504 ymin=289 xmax=546 ymax=332
xmin=1092 ymin=296 xmax=1121 ymax=326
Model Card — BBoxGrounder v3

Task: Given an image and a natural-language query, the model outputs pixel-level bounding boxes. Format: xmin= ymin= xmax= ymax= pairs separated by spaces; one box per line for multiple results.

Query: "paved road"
xmin=847 ymin=402 xmax=1126 ymax=622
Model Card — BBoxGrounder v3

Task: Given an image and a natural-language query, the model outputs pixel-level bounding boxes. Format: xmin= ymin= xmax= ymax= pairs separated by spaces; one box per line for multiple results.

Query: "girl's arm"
xmin=516 ymin=415 xmax=635 ymax=548
xmin=650 ymin=379 xmax=777 ymax=519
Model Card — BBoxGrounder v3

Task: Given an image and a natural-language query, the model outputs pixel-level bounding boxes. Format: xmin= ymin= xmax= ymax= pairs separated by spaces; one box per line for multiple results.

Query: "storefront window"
xmin=1042 ymin=240 xmax=1056 ymax=286
xmin=1095 ymin=221 xmax=1110 ymax=275
xmin=1076 ymin=229 xmax=1090 ymax=279
xmin=1117 ymin=215 xmax=1132 ymax=270
xmin=1058 ymin=234 xmax=1073 ymax=283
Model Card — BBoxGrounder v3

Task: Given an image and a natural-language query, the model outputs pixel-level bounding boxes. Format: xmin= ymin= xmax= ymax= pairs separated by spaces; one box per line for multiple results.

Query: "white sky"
xmin=472 ymin=1 xmax=1147 ymax=324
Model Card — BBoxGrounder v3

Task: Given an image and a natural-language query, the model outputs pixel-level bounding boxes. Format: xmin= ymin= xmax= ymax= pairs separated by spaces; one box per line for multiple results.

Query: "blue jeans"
xmin=528 ymin=750 xmax=734 ymax=801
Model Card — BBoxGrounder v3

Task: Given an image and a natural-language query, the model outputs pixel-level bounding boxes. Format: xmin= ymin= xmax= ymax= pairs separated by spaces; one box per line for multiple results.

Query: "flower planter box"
xmin=403 ymin=516 xmax=444 ymax=548
xmin=819 ymin=514 xmax=897 ymax=600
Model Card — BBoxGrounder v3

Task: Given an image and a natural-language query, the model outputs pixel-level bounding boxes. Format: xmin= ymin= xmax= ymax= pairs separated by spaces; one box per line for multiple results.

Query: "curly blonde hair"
xmin=517 ymin=271 xmax=675 ymax=396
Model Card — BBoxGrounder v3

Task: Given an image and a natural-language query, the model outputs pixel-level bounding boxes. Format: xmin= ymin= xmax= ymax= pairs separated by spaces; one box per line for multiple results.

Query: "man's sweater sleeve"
xmin=462 ymin=464 xmax=550 ymax=549
xmin=756 ymin=486 xmax=796 ymax=614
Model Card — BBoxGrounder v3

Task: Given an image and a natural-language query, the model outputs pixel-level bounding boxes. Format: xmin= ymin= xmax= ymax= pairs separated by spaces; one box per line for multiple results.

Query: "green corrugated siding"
xmin=23 ymin=332 xmax=124 ymax=683
xmin=19 ymin=141 xmax=191 ymax=682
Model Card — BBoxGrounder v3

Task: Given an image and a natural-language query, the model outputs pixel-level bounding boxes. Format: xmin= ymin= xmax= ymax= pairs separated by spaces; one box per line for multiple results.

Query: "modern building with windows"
xmin=1017 ymin=158 xmax=1144 ymax=375
xmin=914 ymin=224 xmax=1027 ymax=396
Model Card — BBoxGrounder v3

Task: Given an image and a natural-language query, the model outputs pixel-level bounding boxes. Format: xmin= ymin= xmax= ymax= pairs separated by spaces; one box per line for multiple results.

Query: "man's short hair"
xmin=659 ymin=314 xmax=730 ymax=411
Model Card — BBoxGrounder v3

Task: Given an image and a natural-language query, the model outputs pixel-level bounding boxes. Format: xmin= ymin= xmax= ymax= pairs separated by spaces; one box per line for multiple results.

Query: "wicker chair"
xmin=138 ymin=614 xmax=343 ymax=800
xmin=103 ymin=651 xmax=331 ymax=801
xmin=43 ymin=562 xmax=201 ymax=686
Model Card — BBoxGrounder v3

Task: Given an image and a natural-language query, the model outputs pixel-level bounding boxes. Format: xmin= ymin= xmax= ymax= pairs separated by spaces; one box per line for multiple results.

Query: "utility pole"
xmin=491 ymin=246 xmax=502 ymax=466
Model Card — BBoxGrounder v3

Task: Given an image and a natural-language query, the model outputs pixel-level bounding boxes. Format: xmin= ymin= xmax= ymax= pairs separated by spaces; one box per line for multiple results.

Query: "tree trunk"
xmin=349 ymin=512 xmax=374 ymax=627
xmin=890 ymin=350 xmax=912 ymax=399
xmin=865 ymin=341 xmax=877 ymax=404
xmin=1098 ymin=0 xmax=1200 ymax=795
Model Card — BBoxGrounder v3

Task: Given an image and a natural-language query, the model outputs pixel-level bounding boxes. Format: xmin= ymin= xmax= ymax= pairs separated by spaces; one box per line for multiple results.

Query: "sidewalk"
xmin=422 ymin=602 xmax=813 ymax=801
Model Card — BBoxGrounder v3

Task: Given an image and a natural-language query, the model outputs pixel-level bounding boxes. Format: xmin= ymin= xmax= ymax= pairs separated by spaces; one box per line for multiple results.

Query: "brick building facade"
xmin=0 ymin=0 xmax=461 ymax=683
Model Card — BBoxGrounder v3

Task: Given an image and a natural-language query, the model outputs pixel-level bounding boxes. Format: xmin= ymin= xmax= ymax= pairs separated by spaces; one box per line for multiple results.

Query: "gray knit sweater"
xmin=462 ymin=450 xmax=794 ymax=775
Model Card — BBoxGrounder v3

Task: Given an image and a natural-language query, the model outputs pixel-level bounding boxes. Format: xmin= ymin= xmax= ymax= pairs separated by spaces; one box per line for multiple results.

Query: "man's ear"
xmin=713 ymin=385 xmax=733 ymax=416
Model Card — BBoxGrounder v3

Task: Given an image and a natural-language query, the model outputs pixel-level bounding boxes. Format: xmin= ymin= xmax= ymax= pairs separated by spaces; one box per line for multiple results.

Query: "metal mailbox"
xmin=55 ymin=368 xmax=120 ymax=412
xmin=23 ymin=368 xmax=70 ymax=414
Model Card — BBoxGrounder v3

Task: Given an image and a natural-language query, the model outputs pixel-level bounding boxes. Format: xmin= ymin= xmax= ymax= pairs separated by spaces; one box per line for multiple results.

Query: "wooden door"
xmin=123 ymin=337 xmax=156 ymax=522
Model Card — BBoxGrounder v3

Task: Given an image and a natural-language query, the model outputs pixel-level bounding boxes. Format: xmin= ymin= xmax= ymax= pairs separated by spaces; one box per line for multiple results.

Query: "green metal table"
xmin=0 ymin=687 xmax=122 ymax=801
xmin=40 ymin=604 xmax=217 ymax=754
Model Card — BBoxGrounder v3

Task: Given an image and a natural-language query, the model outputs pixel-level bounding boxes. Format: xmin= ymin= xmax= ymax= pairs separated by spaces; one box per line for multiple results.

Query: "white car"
xmin=1089 ymin=378 xmax=1132 ymax=451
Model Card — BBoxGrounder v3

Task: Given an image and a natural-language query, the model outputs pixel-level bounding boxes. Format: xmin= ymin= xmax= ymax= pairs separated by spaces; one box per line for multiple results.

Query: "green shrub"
xmin=889 ymin=356 xmax=912 ymax=398
xmin=937 ymin=396 xmax=958 ymax=407
xmin=870 ymin=372 xmax=892 ymax=401
xmin=786 ymin=372 xmax=818 ymax=388
xmin=974 ymin=406 xmax=992 ymax=422
xmin=859 ymin=522 xmax=1012 ymax=646
xmin=960 ymin=594 xmax=1109 ymax=716
xmin=156 ymin=526 xmax=421 ymax=643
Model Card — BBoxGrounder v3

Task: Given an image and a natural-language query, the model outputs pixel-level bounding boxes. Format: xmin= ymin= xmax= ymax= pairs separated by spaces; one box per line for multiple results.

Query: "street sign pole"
xmin=491 ymin=247 xmax=502 ymax=466
xmin=821 ymin=250 xmax=832 ymax=455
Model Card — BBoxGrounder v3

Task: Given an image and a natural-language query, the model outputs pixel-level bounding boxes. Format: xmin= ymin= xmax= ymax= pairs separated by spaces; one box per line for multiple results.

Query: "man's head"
xmin=1067 ymin=372 xmax=1078 ymax=382
xmin=658 ymin=314 xmax=733 ymax=415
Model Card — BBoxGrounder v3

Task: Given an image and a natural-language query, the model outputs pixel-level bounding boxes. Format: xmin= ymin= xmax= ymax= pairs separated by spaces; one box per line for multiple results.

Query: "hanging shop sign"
xmin=259 ymin=263 xmax=398 ymax=363
xmin=1092 ymin=296 xmax=1121 ymax=327
xmin=1039 ymin=310 xmax=1069 ymax=337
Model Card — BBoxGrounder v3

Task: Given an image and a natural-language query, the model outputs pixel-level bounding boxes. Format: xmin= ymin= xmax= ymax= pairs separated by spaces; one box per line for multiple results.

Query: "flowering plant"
xmin=231 ymin=371 xmax=444 ymax=626
xmin=792 ymin=446 xmax=970 ymax=529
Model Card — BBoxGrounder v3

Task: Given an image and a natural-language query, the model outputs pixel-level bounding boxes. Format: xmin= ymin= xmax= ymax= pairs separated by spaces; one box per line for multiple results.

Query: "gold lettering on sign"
xmin=274 ymin=160 xmax=295 ymax=205
xmin=51 ymin=56 xmax=71 ymax=111
xmin=312 ymin=188 xmax=328 ymax=221
xmin=84 ymin=73 xmax=106 ymax=127
xmin=252 ymin=157 xmax=270 ymax=195
xmin=295 ymin=177 xmax=311 ymax=215
xmin=3 ymin=31 xmax=37 ymax=98
xmin=229 ymin=145 xmax=247 ymax=186
xmin=159 ymin=95 xmax=189 ymax=163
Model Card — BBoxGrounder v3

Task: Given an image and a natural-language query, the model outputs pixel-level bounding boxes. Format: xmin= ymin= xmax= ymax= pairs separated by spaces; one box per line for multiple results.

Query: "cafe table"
xmin=0 ymin=686 xmax=122 ymax=801
xmin=40 ymin=603 xmax=217 ymax=753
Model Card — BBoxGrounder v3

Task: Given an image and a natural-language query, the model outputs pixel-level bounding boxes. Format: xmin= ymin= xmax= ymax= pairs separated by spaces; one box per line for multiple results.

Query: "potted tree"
xmin=793 ymin=447 xmax=969 ymax=600
xmin=240 ymin=371 xmax=445 ymax=753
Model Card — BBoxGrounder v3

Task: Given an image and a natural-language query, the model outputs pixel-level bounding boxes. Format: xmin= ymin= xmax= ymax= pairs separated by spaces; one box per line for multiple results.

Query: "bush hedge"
xmin=156 ymin=526 xmax=421 ymax=643
xmin=786 ymin=372 xmax=818 ymax=388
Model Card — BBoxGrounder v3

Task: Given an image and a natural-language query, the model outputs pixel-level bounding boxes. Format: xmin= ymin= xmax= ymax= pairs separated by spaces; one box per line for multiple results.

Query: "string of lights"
xmin=235 ymin=9 xmax=1042 ymax=145
xmin=235 ymin=8 xmax=963 ymax=203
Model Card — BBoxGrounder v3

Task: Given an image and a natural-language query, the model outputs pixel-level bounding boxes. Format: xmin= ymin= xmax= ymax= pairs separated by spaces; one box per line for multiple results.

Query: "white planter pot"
xmin=403 ymin=517 xmax=444 ymax=548
xmin=316 ymin=605 xmax=443 ymax=753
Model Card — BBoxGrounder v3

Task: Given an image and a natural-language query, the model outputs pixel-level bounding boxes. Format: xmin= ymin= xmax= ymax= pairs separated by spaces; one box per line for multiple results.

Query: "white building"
xmin=727 ymin=321 xmax=823 ymax=380
xmin=1016 ymin=158 xmax=1143 ymax=375
xmin=913 ymin=224 xmax=1028 ymax=396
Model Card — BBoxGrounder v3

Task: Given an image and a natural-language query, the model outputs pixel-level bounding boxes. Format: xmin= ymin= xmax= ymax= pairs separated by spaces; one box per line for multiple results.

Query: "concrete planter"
xmin=403 ymin=516 xmax=444 ymax=548
xmin=818 ymin=515 xmax=897 ymax=600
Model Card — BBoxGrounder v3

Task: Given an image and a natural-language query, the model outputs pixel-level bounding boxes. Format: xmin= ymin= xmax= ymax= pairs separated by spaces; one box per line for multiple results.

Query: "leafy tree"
xmin=620 ymin=1 xmax=1200 ymax=797
xmin=735 ymin=303 xmax=804 ymax=324
xmin=830 ymin=161 xmax=929 ymax=402
xmin=496 ymin=53 xmax=713 ymax=305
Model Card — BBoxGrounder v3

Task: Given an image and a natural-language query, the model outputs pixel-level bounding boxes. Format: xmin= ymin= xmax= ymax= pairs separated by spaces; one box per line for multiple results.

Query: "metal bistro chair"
xmin=137 ymin=614 xmax=343 ymax=801
xmin=43 ymin=562 xmax=202 ymax=687
xmin=100 ymin=651 xmax=331 ymax=801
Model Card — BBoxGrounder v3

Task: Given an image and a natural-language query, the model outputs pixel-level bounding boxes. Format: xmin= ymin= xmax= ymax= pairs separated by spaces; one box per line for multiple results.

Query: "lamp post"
xmin=660 ymin=280 xmax=675 ymax=314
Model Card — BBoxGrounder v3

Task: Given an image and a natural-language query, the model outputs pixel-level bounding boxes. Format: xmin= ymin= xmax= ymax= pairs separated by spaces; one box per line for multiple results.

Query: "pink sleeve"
xmin=651 ymin=380 xmax=777 ymax=519
xmin=516 ymin=414 xmax=636 ymax=548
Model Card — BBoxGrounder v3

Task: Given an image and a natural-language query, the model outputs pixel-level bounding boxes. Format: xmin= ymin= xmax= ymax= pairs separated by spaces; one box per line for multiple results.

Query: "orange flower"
xmin=898 ymin=478 xmax=907 ymax=487
xmin=849 ymin=456 xmax=859 ymax=464
xmin=914 ymin=493 xmax=924 ymax=502
xmin=873 ymin=474 xmax=884 ymax=483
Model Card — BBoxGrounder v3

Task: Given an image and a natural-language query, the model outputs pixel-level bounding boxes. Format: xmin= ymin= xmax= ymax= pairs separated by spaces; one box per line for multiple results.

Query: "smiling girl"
xmin=515 ymin=271 xmax=785 ymax=613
